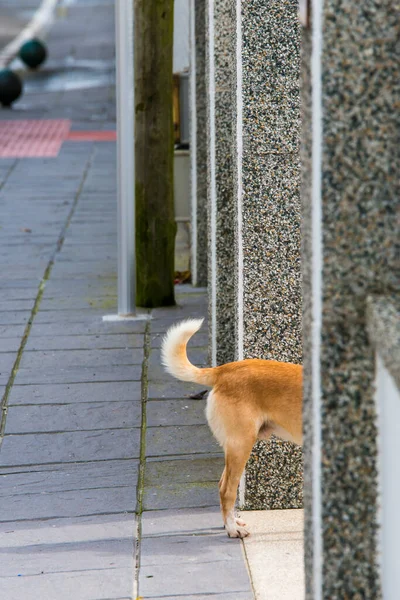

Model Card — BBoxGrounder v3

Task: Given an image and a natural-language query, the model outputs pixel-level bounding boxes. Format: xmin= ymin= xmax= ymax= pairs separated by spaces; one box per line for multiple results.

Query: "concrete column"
xmin=190 ymin=0 xmax=208 ymax=286
xmin=234 ymin=0 xmax=303 ymax=509
xmin=302 ymin=2 xmax=398 ymax=598
xmin=206 ymin=0 xmax=236 ymax=366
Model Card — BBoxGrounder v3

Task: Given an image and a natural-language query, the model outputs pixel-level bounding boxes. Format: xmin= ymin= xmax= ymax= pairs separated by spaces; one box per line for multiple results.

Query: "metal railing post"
xmin=115 ymin=0 xmax=135 ymax=315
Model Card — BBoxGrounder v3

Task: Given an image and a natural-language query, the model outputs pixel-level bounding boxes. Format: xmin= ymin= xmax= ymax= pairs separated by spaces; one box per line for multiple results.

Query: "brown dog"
xmin=161 ymin=319 xmax=302 ymax=538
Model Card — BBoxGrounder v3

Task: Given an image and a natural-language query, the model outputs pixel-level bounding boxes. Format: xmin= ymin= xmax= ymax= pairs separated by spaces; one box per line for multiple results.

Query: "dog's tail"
xmin=161 ymin=319 xmax=215 ymax=387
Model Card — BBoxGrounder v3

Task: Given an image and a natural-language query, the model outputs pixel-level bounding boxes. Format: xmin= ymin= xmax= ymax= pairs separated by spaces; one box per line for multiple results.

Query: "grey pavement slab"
xmin=49 ymin=263 xmax=118 ymax=278
xmin=141 ymin=507 xmax=223 ymax=536
xmin=143 ymin=481 xmax=219 ymax=511
xmin=0 ymin=537 xmax=133 ymax=577
xmin=0 ymin=339 xmax=21 ymax=353
xmin=4 ymin=401 xmax=141 ymax=434
xmin=0 ymin=513 xmax=133 ymax=546
xmin=8 ymin=381 xmax=142 ymax=405
xmin=29 ymin=320 xmax=148 ymax=336
xmin=19 ymin=348 xmax=144 ymax=369
xmin=144 ymin=457 xmax=223 ymax=486
xmin=0 ymin=300 xmax=35 ymax=311
xmin=140 ymin=532 xmax=244 ymax=566
xmin=0 ymin=311 xmax=31 ymax=325
xmin=144 ymin=594 xmax=253 ymax=600
xmin=139 ymin=561 xmax=251 ymax=597
xmin=148 ymin=381 xmax=205 ymax=399
xmin=42 ymin=280 xmax=117 ymax=297
xmin=33 ymin=309 xmax=110 ymax=323
xmin=0 ymin=353 xmax=17 ymax=373
xmin=0 ymin=325 xmax=26 ymax=339
xmin=39 ymin=297 xmax=119 ymax=311
xmin=14 ymin=364 xmax=142 ymax=384
xmin=0 ymin=289 xmax=38 ymax=301
xmin=0 ymin=428 xmax=141 ymax=466
xmin=0 ymin=460 xmax=138 ymax=494
xmin=0 ymin=486 xmax=136 ymax=522
xmin=146 ymin=399 xmax=209 ymax=427
xmin=0 ymin=568 xmax=134 ymax=600
xmin=146 ymin=425 xmax=220 ymax=457
xmin=25 ymin=333 xmax=144 ymax=351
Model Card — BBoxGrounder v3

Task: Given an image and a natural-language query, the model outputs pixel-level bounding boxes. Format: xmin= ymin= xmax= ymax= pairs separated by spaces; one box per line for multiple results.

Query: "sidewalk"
xmin=0 ymin=2 xmax=254 ymax=599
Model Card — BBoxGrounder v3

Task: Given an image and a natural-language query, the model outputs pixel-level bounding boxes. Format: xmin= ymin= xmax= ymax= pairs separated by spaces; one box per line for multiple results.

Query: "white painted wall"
xmin=174 ymin=0 xmax=189 ymax=73
xmin=375 ymin=354 xmax=400 ymax=600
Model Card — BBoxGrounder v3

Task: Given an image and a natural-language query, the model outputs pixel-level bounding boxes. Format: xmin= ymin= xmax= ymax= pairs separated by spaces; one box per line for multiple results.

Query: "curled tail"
xmin=161 ymin=319 xmax=215 ymax=387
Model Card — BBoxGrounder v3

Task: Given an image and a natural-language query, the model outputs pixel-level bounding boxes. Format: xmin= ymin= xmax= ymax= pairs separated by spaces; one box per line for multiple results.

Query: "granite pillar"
xmin=190 ymin=0 xmax=208 ymax=286
xmin=302 ymin=2 xmax=399 ymax=598
xmin=206 ymin=0 xmax=236 ymax=366
xmin=234 ymin=0 xmax=303 ymax=509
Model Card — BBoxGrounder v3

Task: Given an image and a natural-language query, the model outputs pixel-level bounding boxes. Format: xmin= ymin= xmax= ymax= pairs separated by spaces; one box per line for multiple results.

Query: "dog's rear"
xmin=162 ymin=319 xmax=302 ymax=538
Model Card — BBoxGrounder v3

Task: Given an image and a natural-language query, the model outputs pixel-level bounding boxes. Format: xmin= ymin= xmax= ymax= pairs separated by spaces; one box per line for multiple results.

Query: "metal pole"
xmin=115 ymin=0 xmax=135 ymax=315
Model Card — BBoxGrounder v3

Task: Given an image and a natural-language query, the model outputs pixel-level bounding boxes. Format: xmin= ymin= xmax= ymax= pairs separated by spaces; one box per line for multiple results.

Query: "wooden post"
xmin=135 ymin=0 xmax=176 ymax=307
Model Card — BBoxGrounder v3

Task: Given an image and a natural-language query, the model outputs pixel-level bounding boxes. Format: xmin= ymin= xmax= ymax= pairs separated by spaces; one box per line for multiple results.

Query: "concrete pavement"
xmin=0 ymin=1 xmax=254 ymax=598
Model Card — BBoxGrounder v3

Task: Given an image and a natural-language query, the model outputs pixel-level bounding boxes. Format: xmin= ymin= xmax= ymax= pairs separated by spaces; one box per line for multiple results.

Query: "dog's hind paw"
xmin=225 ymin=518 xmax=250 ymax=538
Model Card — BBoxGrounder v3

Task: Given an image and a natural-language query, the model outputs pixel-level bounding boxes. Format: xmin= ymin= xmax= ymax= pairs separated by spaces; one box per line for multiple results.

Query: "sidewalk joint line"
xmin=0 ymin=147 xmax=95 ymax=444
xmin=133 ymin=316 xmax=151 ymax=598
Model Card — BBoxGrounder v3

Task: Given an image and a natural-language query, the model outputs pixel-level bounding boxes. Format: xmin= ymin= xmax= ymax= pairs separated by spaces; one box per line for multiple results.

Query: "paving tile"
xmin=0 ymin=486 xmax=136 ymax=522
xmin=0 ymin=568 xmax=133 ymax=600
xmin=0 ymin=311 xmax=30 ymax=325
xmin=0 ymin=339 xmax=21 ymax=353
xmin=139 ymin=560 xmax=251 ymax=597
xmin=141 ymin=507 xmax=223 ymax=537
xmin=0 ymin=513 xmax=133 ymax=546
xmin=0 ymin=537 xmax=133 ymax=577
xmin=146 ymin=425 xmax=220 ymax=457
xmin=146 ymin=399 xmax=208 ymax=427
xmin=19 ymin=348 xmax=144 ymax=369
xmin=4 ymin=401 xmax=141 ymax=434
xmin=24 ymin=333 xmax=144 ymax=351
xmin=29 ymin=320 xmax=147 ymax=336
xmin=0 ymin=300 xmax=35 ymax=311
xmin=148 ymin=381 xmax=204 ymax=399
xmin=144 ymin=594 xmax=253 ymax=600
xmin=0 ymin=353 xmax=17 ymax=373
xmin=14 ymin=365 xmax=142 ymax=384
xmin=0 ymin=460 xmax=138 ymax=494
xmin=0 ymin=429 xmax=141 ymax=466
xmin=33 ymin=309 xmax=107 ymax=323
xmin=0 ymin=325 xmax=27 ymax=339
xmin=8 ymin=381 xmax=142 ymax=405
xmin=144 ymin=457 xmax=223 ymax=486
xmin=140 ymin=532 xmax=244 ymax=567
xmin=143 ymin=482 xmax=219 ymax=511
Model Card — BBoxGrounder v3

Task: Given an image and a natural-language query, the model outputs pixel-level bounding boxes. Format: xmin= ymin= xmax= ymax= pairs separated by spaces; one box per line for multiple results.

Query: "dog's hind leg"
xmin=220 ymin=437 xmax=256 ymax=538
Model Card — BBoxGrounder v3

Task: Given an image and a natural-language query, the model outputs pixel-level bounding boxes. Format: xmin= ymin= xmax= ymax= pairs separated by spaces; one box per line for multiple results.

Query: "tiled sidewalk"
xmin=0 ymin=139 xmax=253 ymax=599
xmin=0 ymin=3 xmax=254 ymax=592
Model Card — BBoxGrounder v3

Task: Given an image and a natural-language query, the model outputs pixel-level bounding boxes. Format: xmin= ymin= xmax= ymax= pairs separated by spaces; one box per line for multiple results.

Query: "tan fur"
xmin=162 ymin=319 xmax=302 ymax=538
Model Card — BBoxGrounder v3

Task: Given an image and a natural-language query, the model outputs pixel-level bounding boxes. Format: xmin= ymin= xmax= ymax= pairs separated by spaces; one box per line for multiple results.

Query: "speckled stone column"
xmin=206 ymin=0 xmax=236 ymax=366
xmin=302 ymin=2 xmax=399 ymax=598
xmin=190 ymin=0 xmax=208 ymax=286
xmin=235 ymin=0 xmax=303 ymax=509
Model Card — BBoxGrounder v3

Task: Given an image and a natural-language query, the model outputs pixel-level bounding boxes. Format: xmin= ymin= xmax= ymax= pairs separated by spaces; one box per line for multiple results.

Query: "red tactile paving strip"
xmin=67 ymin=130 xmax=116 ymax=142
xmin=0 ymin=119 xmax=71 ymax=158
